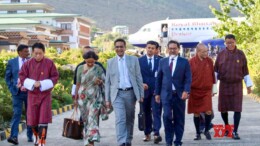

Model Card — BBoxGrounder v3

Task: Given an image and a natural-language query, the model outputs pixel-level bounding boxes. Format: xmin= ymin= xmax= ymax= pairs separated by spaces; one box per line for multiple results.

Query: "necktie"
xmin=148 ymin=58 xmax=152 ymax=71
xmin=22 ymin=58 xmax=26 ymax=65
xmin=169 ymin=58 xmax=174 ymax=73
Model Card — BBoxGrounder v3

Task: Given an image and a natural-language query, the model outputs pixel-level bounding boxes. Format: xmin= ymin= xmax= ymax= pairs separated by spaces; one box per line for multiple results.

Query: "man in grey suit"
xmin=105 ymin=38 xmax=144 ymax=146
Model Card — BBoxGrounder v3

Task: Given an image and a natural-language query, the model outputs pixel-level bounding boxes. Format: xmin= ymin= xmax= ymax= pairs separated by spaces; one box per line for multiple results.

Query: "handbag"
xmin=138 ymin=103 xmax=146 ymax=131
xmin=62 ymin=108 xmax=84 ymax=140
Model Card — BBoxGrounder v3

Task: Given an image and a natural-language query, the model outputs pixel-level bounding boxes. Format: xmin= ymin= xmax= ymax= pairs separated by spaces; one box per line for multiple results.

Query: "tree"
xmin=92 ymin=32 xmax=133 ymax=51
xmin=210 ymin=0 xmax=260 ymax=95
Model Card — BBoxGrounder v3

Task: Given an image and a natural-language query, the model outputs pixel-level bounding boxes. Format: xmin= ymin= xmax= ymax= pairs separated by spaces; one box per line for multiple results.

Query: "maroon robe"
xmin=19 ymin=57 xmax=59 ymax=126
xmin=214 ymin=48 xmax=249 ymax=112
xmin=188 ymin=56 xmax=215 ymax=114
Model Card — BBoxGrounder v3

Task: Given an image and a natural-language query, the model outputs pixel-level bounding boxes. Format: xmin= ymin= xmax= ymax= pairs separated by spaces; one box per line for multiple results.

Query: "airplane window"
xmin=199 ymin=28 xmax=201 ymax=30
xmin=179 ymin=28 xmax=182 ymax=31
xmin=207 ymin=27 xmax=209 ymax=30
xmin=191 ymin=28 xmax=193 ymax=30
xmin=143 ymin=28 xmax=146 ymax=32
xmin=183 ymin=28 xmax=186 ymax=30
xmin=175 ymin=28 xmax=178 ymax=30
xmin=195 ymin=28 xmax=197 ymax=30
xmin=203 ymin=27 xmax=205 ymax=30
xmin=187 ymin=28 xmax=189 ymax=30
xmin=147 ymin=28 xmax=151 ymax=32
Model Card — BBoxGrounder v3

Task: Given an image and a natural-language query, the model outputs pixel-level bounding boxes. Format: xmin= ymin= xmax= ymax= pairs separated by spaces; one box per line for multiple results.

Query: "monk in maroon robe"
xmin=214 ymin=34 xmax=253 ymax=140
xmin=19 ymin=42 xmax=59 ymax=146
xmin=188 ymin=43 xmax=216 ymax=140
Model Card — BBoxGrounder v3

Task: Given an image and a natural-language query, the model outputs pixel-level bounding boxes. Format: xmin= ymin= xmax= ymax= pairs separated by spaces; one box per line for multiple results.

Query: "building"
xmin=112 ymin=25 xmax=129 ymax=35
xmin=0 ymin=0 xmax=92 ymax=50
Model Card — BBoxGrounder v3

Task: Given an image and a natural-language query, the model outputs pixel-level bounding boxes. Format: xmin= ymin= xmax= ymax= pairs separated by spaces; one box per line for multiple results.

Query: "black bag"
xmin=62 ymin=108 xmax=84 ymax=140
xmin=138 ymin=103 xmax=146 ymax=131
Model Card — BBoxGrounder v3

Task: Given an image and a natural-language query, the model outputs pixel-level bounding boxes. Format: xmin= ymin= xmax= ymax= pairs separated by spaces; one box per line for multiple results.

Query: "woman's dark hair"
xmin=17 ymin=44 xmax=28 ymax=53
xmin=32 ymin=42 xmax=45 ymax=52
xmin=83 ymin=51 xmax=99 ymax=60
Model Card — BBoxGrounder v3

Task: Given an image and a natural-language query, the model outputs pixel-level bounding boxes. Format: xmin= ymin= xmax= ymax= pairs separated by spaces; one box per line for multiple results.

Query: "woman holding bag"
xmin=75 ymin=51 xmax=111 ymax=146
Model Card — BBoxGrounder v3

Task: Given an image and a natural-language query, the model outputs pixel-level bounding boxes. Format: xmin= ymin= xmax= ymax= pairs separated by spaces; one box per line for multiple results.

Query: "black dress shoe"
xmin=194 ymin=134 xmax=201 ymax=140
xmin=7 ymin=137 xmax=19 ymax=145
xmin=125 ymin=143 xmax=131 ymax=146
xmin=166 ymin=144 xmax=172 ymax=146
xmin=174 ymin=144 xmax=182 ymax=146
xmin=118 ymin=143 xmax=125 ymax=146
xmin=232 ymin=132 xmax=240 ymax=140
xmin=154 ymin=135 xmax=162 ymax=144
xmin=204 ymin=131 xmax=212 ymax=140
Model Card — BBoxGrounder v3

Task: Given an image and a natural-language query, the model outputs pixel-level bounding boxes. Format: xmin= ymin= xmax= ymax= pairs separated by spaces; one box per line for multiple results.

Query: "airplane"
xmin=128 ymin=17 xmax=245 ymax=48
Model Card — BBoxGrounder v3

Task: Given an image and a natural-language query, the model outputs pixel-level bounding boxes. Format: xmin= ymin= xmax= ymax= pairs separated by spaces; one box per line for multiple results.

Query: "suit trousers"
xmin=162 ymin=93 xmax=185 ymax=145
xmin=113 ymin=90 xmax=136 ymax=145
xmin=143 ymin=91 xmax=153 ymax=135
xmin=152 ymin=94 xmax=162 ymax=136
xmin=10 ymin=92 xmax=33 ymax=139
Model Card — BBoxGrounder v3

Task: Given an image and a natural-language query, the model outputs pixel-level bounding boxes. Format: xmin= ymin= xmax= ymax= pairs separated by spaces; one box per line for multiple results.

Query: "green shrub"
xmin=52 ymin=99 xmax=60 ymax=110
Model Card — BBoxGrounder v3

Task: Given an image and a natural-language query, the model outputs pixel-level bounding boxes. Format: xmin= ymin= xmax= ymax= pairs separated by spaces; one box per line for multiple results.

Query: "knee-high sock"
xmin=221 ymin=112 xmax=229 ymax=125
xmin=233 ymin=112 xmax=241 ymax=133
xmin=205 ymin=114 xmax=212 ymax=132
xmin=193 ymin=116 xmax=200 ymax=134
xmin=38 ymin=124 xmax=48 ymax=146
xmin=31 ymin=126 xmax=39 ymax=145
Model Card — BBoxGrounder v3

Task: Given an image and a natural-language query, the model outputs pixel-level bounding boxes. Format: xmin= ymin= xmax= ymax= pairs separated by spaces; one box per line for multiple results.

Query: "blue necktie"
xmin=148 ymin=58 xmax=152 ymax=71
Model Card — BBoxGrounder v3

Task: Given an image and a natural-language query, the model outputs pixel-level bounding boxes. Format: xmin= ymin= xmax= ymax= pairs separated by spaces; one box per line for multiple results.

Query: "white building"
xmin=112 ymin=25 xmax=129 ymax=35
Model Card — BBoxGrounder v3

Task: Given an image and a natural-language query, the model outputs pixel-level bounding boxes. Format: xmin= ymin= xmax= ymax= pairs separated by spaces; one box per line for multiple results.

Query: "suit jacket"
xmin=139 ymin=55 xmax=161 ymax=98
xmin=105 ymin=55 xmax=144 ymax=103
xmin=5 ymin=57 xmax=22 ymax=96
xmin=155 ymin=56 xmax=191 ymax=101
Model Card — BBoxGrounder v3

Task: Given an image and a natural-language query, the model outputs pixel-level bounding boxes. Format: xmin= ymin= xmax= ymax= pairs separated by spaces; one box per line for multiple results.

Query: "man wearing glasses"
xmin=214 ymin=34 xmax=253 ymax=140
xmin=105 ymin=38 xmax=144 ymax=146
xmin=155 ymin=40 xmax=192 ymax=146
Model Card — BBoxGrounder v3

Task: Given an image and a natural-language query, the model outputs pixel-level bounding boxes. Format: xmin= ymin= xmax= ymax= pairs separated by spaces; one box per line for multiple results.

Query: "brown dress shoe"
xmin=143 ymin=135 xmax=151 ymax=141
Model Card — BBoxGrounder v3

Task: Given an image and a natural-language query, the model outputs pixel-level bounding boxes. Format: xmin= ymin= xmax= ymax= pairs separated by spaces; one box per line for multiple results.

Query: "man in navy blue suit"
xmin=155 ymin=40 xmax=192 ymax=146
xmin=5 ymin=44 xmax=33 ymax=145
xmin=139 ymin=41 xmax=162 ymax=144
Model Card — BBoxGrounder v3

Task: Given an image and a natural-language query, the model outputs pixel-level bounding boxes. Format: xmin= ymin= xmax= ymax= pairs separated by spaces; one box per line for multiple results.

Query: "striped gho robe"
xmin=214 ymin=48 xmax=253 ymax=112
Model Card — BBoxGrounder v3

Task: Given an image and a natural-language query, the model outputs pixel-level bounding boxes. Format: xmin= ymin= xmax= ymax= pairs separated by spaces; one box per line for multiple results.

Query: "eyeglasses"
xmin=115 ymin=46 xmax=125 ymax=49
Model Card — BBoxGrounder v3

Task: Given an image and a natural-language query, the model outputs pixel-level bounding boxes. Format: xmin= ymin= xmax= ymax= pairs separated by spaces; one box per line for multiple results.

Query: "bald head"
xmin=196 ymin=43 xmax=208 ymax=59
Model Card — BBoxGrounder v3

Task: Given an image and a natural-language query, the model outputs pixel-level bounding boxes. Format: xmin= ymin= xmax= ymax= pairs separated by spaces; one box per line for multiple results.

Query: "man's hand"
xmin=181 ymin=91 xmax=189 ymax=100
xmin=106 ymin=101 xmax=111 ymax=109
xmin=155 ymin=95 xmax=160 ymax=103
xmin=247 ymin=87 xmax=252 ymax=94
xmin=139 ymin=97 xmax=144 ymax=103
xmin=34 ymin=81 xmax=41 ymax=88
xmin=143 ymin=84 xmax=149 ymax=90
xmin=94 ymin=78 xmax=103 ymax=85
xmin=20 ymin=86 xmax=27 ymax=91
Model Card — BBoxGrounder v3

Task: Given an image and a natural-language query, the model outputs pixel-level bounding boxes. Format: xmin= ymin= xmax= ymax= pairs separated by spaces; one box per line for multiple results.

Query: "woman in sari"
xmin=75 ymin=51 xmax=110 ymax=146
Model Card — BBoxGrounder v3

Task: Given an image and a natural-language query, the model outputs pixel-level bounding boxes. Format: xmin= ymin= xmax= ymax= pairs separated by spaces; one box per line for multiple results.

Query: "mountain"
xmin=33 ymin=0 xmax=240 ymax=33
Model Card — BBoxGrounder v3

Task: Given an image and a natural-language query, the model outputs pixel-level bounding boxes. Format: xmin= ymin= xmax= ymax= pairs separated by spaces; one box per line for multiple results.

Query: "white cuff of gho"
xmin=24 ymin=78 xmax=36 ymax=91
xmin=244 ymin=75 xmax=253 ymax=87
xmin=39 ymin=79 xmax=54 ymax=91
xmin=71 ymin=84 xmax=76 ymax=96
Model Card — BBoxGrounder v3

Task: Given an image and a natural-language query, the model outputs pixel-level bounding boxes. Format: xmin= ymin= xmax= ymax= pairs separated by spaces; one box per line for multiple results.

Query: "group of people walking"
xmin=5 ymin=34 xmax=253 ymax=146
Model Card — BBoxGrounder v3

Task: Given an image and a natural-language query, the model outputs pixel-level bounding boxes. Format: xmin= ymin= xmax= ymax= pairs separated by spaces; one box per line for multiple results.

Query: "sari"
xmin=77 ymin=64 xmax=111 ymax=145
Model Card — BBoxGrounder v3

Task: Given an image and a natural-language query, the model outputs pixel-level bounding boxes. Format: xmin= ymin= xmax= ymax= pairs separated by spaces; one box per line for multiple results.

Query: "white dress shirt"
xmin=146 ymin=55 xmax=154 ymax=71
xmin=19 ymin=57 xmax=27 ymax=70
xmin=117 ymin=55 xmax=132 ymax=89
xmin=169 ymin=55 xmax=178 ymax=90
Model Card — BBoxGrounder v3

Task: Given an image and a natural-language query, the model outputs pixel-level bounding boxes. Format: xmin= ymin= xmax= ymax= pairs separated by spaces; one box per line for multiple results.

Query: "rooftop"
xmin=0 ymin=3 xmax=55 ymax=11
xmin=0 ymin=18 xmax=40 ymax=25
xmin=0 ymin=13 xmax=81 ymax=18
